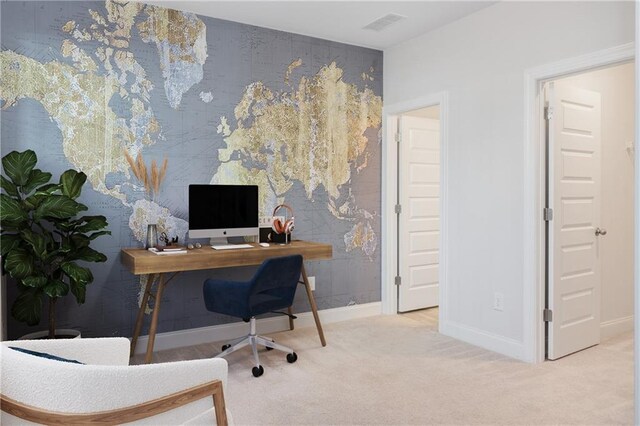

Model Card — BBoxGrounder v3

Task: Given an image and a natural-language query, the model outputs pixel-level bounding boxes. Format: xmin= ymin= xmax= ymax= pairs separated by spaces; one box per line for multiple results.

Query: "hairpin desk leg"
xmin=301 ymin=263 xmax=326 ymax=346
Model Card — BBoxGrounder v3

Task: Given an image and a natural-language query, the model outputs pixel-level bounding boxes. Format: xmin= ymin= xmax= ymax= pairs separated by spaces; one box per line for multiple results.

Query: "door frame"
xmin=523 ymin=42 xmax=635 ymax=363
xmin=382 ymin=92 xmax=449 ymax=322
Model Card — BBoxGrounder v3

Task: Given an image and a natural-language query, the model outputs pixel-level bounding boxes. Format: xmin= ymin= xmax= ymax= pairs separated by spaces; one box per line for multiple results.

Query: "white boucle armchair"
xmin=0 ymin=337 xmax=231 ymax=425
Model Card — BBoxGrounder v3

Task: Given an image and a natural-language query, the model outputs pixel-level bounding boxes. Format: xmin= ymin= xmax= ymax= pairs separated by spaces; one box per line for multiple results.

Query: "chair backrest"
xmin=248 ymin=255 xmax=303 ymax=316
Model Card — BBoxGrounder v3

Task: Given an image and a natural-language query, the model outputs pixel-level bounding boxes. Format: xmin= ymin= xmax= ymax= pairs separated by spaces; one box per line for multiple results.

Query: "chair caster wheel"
xmin=221 ymin=344 xmax=230 ymax=351
xmin=266 ymin=341 xmax=274 ymax=351
xmin=252 ymin=365 xmax=264 ymax=377
xmin=286 ymin=352 xmax=298 ymax=363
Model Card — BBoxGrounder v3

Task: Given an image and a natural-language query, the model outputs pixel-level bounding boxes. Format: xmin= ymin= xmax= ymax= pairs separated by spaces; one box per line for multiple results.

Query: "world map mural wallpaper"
xmin=0 ymin=1 xmax=383 ymax=338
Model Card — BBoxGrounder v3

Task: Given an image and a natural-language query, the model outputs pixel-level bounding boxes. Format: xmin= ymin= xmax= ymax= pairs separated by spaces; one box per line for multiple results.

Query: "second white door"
xmin=398 ymin=116 xmax=440 ymax=312
xmin=547 ymin=82 xmax=603 ymax=360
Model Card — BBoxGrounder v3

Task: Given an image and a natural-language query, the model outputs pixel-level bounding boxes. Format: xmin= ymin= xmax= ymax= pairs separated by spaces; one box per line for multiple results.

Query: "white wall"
xmin=385 ymin=1 xmax=635 ymax=358
xmin=558 ymin=63 xmax=635 ymax=340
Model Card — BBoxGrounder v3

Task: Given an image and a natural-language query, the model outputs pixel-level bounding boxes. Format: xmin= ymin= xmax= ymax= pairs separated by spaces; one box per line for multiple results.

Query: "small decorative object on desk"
xmin=145 ymin=224 xmax=158 ymax=249
xmin=160 ymin=232 xmax=179 ymax=246
xmin=148 ymin=246 xmax=187 ymax=255
xmin=270 ymin=204 xmax=295 ymax=244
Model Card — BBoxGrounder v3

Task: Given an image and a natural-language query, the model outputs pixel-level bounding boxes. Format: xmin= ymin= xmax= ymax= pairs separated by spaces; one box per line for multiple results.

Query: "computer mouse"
xmin=259 ymin=242 xmax=269 ymax=247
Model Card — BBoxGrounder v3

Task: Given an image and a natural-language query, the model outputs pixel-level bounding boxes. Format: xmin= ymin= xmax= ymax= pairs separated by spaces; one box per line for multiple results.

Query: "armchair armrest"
xmin=1 ymin=379 xmax=227 ymax=426
xmin=1 ymin=347 xmax=230 ymax=426
xmin=4 ymin=337 xmax=130 ymax=365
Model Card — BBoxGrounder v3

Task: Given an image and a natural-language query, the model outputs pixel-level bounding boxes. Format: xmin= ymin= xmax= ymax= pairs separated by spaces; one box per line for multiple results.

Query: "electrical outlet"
xmin=493 ymin=292 xmax=504 ymax=311
xmin=307 ymin=276 xmax=315 ymax=291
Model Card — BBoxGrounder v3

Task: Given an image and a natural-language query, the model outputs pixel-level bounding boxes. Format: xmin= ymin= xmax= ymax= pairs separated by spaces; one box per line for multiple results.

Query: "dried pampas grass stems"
xmin=124 ymin=150 xmax=168 ymax=200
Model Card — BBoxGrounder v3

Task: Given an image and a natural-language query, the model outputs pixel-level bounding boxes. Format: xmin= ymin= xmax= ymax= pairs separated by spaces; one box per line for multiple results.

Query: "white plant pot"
xmin=19 ymin=329 xmax=81 ymax=340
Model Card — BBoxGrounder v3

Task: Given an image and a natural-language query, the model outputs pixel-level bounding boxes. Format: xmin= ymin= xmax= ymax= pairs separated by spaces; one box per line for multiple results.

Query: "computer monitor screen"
xmin=188 ymin=184 xmax=259 ymax=239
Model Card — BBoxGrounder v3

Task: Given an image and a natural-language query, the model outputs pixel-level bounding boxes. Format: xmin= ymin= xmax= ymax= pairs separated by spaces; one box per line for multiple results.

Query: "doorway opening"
xmin=542 ymin=61 xmax=635 ymax=360
xmin=382 ymin=92 xmax=448 ymax=328
xmin=397 ymin=106 xmax=441 ymax=315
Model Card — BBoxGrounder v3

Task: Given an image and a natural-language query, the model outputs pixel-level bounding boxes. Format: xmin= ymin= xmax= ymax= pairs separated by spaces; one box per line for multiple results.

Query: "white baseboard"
xmin=439 ymin=320 xmax=525 ymax=361
xmin=601 ymin=316 xmax=634 ymax=341
xmin=133 ymin=302 xmax=382 ymax=355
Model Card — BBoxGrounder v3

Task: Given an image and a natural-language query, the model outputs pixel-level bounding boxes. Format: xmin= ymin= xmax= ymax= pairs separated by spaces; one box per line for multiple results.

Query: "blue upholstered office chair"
xmin=203 ymin=255 xmax=303 ymax=377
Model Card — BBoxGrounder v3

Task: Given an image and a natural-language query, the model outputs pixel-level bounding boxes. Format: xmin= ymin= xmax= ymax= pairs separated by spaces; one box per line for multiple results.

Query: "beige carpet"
xmin=136 ymin=310 xmax=634 ymax=425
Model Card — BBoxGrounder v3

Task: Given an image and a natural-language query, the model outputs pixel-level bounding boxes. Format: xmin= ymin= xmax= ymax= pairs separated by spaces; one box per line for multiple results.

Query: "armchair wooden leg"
xmin=301 ymin=263 xmax=326 ymax=346
xmin=212 ymin=382 xmax=228 ymax=426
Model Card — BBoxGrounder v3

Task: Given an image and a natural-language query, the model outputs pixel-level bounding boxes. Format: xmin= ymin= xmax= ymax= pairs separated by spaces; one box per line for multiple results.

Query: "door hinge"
xmin=395 ymin=276 xmax=402 ymax=286
xmin=543 ymin=208 xmax=553 ymax=222
xmin=395 ymin=133 xmax=401 ymax=144
xmin=543 ymin=309 xmax=553 ymax=322
xmin=544 ymin=106 xmax=554 ymax=121
xmin=395 ymin=204 xmax=402 ymax=214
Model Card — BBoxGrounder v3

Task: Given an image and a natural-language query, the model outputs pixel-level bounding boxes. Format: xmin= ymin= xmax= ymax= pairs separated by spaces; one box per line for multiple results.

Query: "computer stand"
xmin=209 ymin=235 xmax=258 ymax=246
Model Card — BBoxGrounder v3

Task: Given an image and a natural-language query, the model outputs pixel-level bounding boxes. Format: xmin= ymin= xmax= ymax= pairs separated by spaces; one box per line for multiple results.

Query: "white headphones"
xmin=272 ymin=204 xmax=295 ymax=234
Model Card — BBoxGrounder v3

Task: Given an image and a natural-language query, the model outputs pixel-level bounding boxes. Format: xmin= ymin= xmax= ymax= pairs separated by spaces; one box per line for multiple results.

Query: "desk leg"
xmin=130 ymin=274 xmax=155 ymax=357
xmin=145 ymin=273 xmax=167 ymax=364
xmin=287 ymin=306 xmax=294 ymax=330
xmin=301 ymin=263 xmax=326 ymax=346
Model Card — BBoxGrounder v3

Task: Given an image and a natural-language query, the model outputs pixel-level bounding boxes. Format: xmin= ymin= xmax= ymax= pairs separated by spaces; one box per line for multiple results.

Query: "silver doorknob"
xmin=595 ymin=228 xmax=607 ymax=236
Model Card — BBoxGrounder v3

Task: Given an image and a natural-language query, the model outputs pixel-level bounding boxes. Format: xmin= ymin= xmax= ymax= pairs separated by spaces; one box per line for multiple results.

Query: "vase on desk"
xmin=145 ymin=224 xmax=158 ymax=249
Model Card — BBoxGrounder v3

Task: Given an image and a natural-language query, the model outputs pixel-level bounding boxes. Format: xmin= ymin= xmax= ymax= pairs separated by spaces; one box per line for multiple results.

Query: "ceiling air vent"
xmin=362 ymin=13 xmax=407 ymax=32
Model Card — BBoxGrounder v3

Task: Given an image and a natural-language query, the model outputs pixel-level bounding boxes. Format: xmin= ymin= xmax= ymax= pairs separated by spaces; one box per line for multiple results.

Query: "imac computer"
xmin=188 ymin=184 xmax=259 ymax=246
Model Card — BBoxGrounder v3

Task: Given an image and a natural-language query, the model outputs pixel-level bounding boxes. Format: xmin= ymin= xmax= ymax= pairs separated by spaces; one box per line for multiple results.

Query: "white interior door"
xmin=548 ymin=82 xmax=602 ymax=360
xmin=398 ymin=116 xmax=440 ymax=312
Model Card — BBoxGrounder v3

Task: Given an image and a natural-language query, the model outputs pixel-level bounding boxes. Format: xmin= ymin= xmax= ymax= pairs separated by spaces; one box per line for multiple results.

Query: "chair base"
xmin=215 ymin=317 xmax=297 ymax=377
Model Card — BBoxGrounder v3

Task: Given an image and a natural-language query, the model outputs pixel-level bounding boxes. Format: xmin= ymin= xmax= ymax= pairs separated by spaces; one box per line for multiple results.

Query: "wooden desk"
xmin=121 ymin=240 xmax=332 ymax=363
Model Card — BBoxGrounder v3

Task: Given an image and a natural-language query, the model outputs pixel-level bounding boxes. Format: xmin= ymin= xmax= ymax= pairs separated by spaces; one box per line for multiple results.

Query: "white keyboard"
xmin=211 ymin=244 xmax=253 ymax=250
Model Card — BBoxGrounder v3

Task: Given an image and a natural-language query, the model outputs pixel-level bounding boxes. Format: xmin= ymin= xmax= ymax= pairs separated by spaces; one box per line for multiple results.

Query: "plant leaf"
xmin=22 ymin=169 xmax=52 ymax=195
xmin=74 ymin=246 xmax=107 ymax=262
xmin=88 ymin=230 xmax=111 ymax=240
xmin=61 ymin=262 xmax=93 ymax=284
xmin=75 ymin=215 xmax=109 ymax=233
xmin=52 ymin=219 xmax=77 ymax=232
xmin=59 ymin=169 xmax=87 ymax=199
xmin=0 ymin=233 xmax=24 ymax=256
xmin=69 ymin=278 xmax=87 ymax=304
xmin=23 ymin=193 xmax=45 ymax=210
xmin=20 ymin=229 xmax=48 ymax=259
xmin=70 ymin=234 xmax=90 ymax=249
xmin=43 ymin=279 xmax=69 ymax=298
xmin=11 ymin=288 xmax=43 ymax=326
xmin=0 ymin=175 xmax=18 ymax=197
xmin=22 ymin=276 xmax=48 ymax=289
xmin=5 ymin=248 xmax=34 ymax=279
xmin=59 ymin=239 xmax=74 ymax=253
xmin=35 ymin=183 xmax=61 ymax=195
xmin=2 ymin=150 xmax=37 ymax=187
xmin=34 ymin=195 xmax=87 ymax=220
xmin=0 ymin=193 xmax=27 ymax=223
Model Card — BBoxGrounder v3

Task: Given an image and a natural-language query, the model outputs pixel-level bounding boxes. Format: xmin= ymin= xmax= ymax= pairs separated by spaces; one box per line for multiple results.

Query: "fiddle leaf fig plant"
xmin=0 ymin=150 xmax=111 ymax=338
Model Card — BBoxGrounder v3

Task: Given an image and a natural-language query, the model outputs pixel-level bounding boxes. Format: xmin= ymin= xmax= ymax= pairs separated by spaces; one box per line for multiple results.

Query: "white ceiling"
xmin=146 ymin=1 xmax=497 ymax=50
